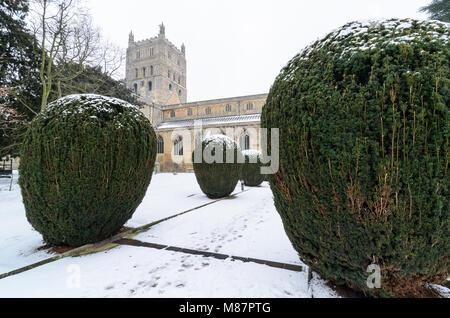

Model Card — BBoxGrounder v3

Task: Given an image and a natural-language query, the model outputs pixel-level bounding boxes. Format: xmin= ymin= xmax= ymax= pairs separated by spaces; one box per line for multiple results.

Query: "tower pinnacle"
xmin=128 ymin=30 xmax=134 ymax=44
xmin=159 ymin=22 xmax=165 ymax=38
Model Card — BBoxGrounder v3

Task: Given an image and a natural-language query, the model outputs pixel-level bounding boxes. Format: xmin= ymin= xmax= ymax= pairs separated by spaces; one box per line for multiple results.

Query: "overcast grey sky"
xmin=86 ymin=0 xmax=430 ymax=102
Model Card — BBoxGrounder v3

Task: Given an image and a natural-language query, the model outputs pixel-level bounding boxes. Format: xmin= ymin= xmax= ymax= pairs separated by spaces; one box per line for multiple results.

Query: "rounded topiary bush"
xmin=241 ymin=150 xmax=265 ymax=187
xmin=261 ymin=19 xmax=449 ymax=297
xmin=192 ymin=135 xmax=243 ymax=199
xmin=19 ymin=94 xmax=157 ymax=247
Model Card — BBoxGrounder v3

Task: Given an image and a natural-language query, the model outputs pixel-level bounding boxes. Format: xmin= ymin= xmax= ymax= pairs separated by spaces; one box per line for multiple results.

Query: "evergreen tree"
xmin=0 ymin=0 xmax=42 ymax=157
xmin=420 ymin=0 xmax=450 ymax=22
xmin=49 ymin=63 xmax=143 ymax=107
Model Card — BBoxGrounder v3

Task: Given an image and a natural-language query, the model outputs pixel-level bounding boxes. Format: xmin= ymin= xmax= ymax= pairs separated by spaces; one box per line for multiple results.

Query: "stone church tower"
xmin=125 ymin=23 xmax=187 ymax=106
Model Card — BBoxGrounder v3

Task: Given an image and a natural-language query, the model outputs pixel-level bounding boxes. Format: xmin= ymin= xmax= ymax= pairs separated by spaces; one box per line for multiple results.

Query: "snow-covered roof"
xmin=157 ymin=113 xmax=261 ymax=130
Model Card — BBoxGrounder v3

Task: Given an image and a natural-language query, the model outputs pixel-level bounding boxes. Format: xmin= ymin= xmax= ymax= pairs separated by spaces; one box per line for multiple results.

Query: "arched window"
xmin=150 ymin=65 xmax=154 ymax=75
xmin=179 ymin=90 xmax=182 ymax=97
xmin=135 ymin=68 xmax=138 ymax=78
xmin=187 ymin=108 xmax=193 ymax=116
xmin=148 ymin=81 xmax=152 ymax=91
xmin=205 ymin=107 xmax=211 ymax=115
xmin=178 ymin=76 xmax=181 ymax=84
xmin=142 ymin=67 xmax=146 ymax=77
xmin=174 ymin=136 xmax=183 ymax=156
xmin=170 ymin=110 xmax=175 ymax=118
xmin=157 ymin=136 xmax=164 ymax=154
xmin=169 ymin=84 xmax=172 ymax=91
xmin=240 ymin=133 xmax=250 ymax=150
xmin=226 ymin=104 xmax=232 ymax=112
xmin=133 ymin=83 xmax=138 ymax=94
xmin=246 ymin=102 xmax=253 ymax=110
xmin=168 ymin=70 xmax=171 ymax=78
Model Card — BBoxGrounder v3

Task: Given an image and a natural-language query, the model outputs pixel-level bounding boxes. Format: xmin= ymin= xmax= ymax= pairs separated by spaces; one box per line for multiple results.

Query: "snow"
xmin=134 ymin=185 xmax=301 ymax=264
xmin=242 ymin=150 xmax=261 ymax=163
xmin=0 ymin=172 xmax=50 ymax=273
xmin=203 ymin=134 xmax=238 ymax=150
xmin=39 ymin=94 xmax=146 ymax=122
xmin=280 ymin=19 xmax=449 ymax=82
xmin=0 ymin=245 xmax=317 ymax=298
xmin=0 ymin=172 xmax=340 ymax=297
xmin=157 ymin=114 xmax=261 ymax=130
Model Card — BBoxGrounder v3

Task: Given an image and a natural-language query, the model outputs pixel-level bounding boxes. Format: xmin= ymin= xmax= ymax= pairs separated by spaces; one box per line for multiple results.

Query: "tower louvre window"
xmin=169 ymin=84 xmax=172 ymax=91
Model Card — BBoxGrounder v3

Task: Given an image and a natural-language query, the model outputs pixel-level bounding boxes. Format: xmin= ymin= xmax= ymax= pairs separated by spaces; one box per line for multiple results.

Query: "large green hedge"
xmin=261 ymin=19 xmax=449 ymax=297
xmin=241 ymin=150 xmax=265 ymax=187
xmin=19 ymin=94 xmax=156 ymax=247
xmin=192 ymin=135 xmax=243 ymax=199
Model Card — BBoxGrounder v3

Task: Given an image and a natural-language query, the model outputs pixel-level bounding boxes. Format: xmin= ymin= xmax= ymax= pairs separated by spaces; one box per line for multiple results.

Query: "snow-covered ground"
xmin=1 ymin=172 xmax=449 ymax=298
xmin=0 ymin=173 xmax=238 ymax=274
xmin=0 ymin=172 xmax=339 ymax=297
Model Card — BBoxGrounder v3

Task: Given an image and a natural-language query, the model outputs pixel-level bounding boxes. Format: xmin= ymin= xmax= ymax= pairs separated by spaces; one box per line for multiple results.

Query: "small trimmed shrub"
xmin=261 ymin=19 xmax=449 ymax=297
xmin=19 ymin=94 xmax=157 ymax=247
xmin=241 ymin=150 xmax=265 ymax=187
xmin=192 ymin=135 xmax=243 ymax=199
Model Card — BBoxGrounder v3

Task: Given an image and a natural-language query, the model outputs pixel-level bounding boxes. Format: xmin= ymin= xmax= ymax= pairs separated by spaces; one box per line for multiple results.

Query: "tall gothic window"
xmin=240 ymin=133 xmax=250 ymax=150
xmin=174 ymin=136 xmax=183 ymax=156
xmin=142 ymin=67 xmax=146 ymax=77
xmin=150 ymin=65 xmax=154 ymax=75
xmin=157 ymin=136 xmax=164 ymax=154
xmin=133 ymin=83 xmax=138 ymax=94
xmin=148 ymin=81 xmax=152 ymax=91
xmin=135 ymin=68 xmax=138 ymax=78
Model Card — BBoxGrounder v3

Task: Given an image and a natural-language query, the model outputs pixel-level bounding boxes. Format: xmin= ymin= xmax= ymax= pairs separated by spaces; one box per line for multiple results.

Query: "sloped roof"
xmin=157 ymin=113 xmax=261 ymax=130
xmin=165 ymin=90 xmax=182 ymax=106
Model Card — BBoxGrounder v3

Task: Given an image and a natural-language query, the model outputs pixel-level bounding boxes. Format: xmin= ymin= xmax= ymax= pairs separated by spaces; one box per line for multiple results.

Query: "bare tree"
xmin=29 ymin=0 xmax=124 ymax=109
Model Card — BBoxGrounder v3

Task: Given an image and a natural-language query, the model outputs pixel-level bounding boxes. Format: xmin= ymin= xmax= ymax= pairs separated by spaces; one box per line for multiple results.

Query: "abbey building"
xmin=126 ymin=24 xmax=267 ymax=172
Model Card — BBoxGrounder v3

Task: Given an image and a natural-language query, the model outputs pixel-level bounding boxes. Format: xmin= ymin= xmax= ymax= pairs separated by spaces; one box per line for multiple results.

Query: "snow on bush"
xmin=19 ymin=94 xmax=157 ymax=247
xmin=262 ymin=19 xmax=449 ymax=297
xmin=192 ymin=134 xmax=243 ymax=199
